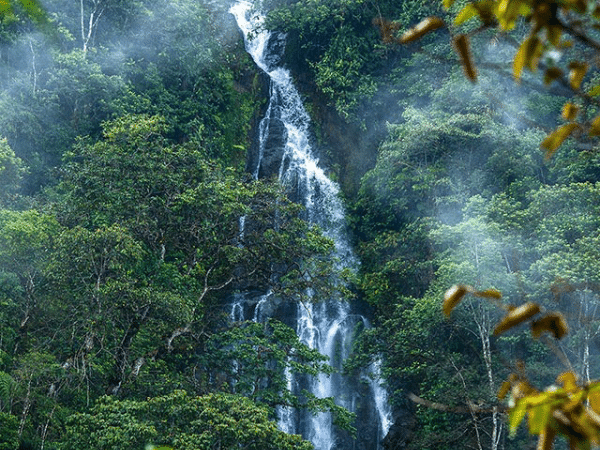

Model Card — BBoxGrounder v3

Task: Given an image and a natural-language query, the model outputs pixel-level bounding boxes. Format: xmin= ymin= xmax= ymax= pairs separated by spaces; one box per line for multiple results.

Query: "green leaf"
xmin=509 ymin=399 xmax=528 ymax=436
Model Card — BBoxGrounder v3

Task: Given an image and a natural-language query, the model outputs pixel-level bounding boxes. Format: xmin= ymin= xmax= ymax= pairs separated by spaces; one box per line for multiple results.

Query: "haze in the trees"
xmin=1 ymin=0 xmax=600 ymax=449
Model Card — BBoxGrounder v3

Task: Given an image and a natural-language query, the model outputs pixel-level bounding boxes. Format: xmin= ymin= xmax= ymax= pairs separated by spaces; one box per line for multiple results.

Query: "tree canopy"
xmin=1 ymin=0 xmax=600 ymax=449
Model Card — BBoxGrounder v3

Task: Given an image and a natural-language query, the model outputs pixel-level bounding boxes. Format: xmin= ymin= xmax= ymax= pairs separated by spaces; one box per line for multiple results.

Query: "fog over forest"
xmin=0 ymin=1 xmax=599 ymax=450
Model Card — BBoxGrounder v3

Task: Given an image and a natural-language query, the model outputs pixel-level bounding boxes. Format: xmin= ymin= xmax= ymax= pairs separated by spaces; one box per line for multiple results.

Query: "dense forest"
xmin=1 ymin=0 xmax=600 ymax=449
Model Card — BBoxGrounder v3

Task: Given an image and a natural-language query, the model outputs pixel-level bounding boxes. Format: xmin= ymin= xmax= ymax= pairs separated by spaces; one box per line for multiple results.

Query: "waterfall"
xmin=230 ymin=2 xmax=392 ymax=449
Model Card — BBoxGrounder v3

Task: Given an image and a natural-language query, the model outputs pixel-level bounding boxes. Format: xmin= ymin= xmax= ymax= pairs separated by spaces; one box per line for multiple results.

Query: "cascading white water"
xmin=230 ymin=2 xmax=392 ymax=448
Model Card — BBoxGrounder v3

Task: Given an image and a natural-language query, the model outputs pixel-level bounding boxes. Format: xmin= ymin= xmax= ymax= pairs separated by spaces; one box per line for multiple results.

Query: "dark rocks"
xmin=382 ymin=407 xmax=415 ymax=450
xmin=258 ymin=105 xmax=286 ymax=178
xmin=262 ymin=32 xmax=287 ymax=71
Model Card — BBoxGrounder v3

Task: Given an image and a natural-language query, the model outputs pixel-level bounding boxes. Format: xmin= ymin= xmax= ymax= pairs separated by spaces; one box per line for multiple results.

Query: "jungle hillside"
xmin=0 ymin=0 xmax=599 ymax=449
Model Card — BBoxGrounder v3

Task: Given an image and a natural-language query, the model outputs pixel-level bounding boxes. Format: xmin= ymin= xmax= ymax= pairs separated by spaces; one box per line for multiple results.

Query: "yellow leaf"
xmin=399 ymin=16 xmax=445 ymax=44
xmin=528 ymin=401 xmax=552 ymax=434
xmin=540 ymin=123 xmax=579 ymax=159
xmin=454 ymin=4 xmax=478 ymax=26
xmin=514 ymin=35 xmax=542 ymax=80
xmin=537 ymin=426 xmax=557 ymax=450
xmin=498 ymin=380 xmax=511 ymax=400
xmin=562 ymin=103 xmax=580 ymax=121
xmin=557 ymin=371 xmax=578 ymax=392
xmin=531 ymin=312 xmax=569 ymax=339
xmin=495 ymin=0 xmax=530 ymax=30
xmin=509 ymin=399 xmax=528 ymax=436
xmin=525 ymin=37 xmax=543 ymax=71
xmin=443 ymin=0 xmax=455 ymax=8
xmin=496 ymin=0 xmax=510 ymax=14
xmin=547 ymin=25 xmax=562 ymax=47
xmin=589 ymin=115 xmax=600 ymax=136
xmin=569 ymin=61 xmax=588 ymax=90
xmin=494 ymin=302 xmax=541 ymax=335
xmin=453 ymin=34 xmax=477 ymax=82
xmin=544 ymin=67 xmax=563 ymax=85
xmin=589 ymin=390 xmax=600 ymax=414
xmin=511 ymin=379 xmax=538 ymax=402
xmin=515 ymin=2 xmax=532 ymax=17
xmin=473 ymin=288 xmax=502 ymax=299
xmin=443 ymin=284 xmax=470 ymax=317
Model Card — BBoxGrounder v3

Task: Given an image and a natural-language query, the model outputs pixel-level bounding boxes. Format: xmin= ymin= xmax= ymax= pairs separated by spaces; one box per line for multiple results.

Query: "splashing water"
xmin=230 ymin=2 xmax=392 ymax=448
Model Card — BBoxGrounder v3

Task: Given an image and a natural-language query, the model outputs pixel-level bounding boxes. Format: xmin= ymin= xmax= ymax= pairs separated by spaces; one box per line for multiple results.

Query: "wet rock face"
xmin=258 ymin=104 xmax=286 ymax=178
xmin=245 ymin=70 xmax=287 ymax=179
xmin=262 ymin=32 xmax=287 ymax=71
xmin=382 ymin=407 xmax=415 ymax=450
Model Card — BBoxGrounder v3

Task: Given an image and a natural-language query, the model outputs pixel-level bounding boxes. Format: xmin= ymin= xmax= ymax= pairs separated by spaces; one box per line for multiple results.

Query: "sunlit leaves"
xmin=0 ymin=138 xmax=25 ymax=204
xmin=589 ymin=115 xmax=600 ymax=136
xmin=443 ymin=284 xmax=502 ymax=316
xmin=452 ymin=0 xmax=533 ymax=29
xmin=496 ymin=0 xmax=532 ymax=29
xmin=379 ymin=0 xmax=600 ymax=155
xmin=454 ymin=3 xmax=479 ymax=26
xmin=503 ymin=371 xmax=600 ymax=449
xmin=443 ymin=283 xmax=570 ymax=339
xmin=0 ymin=0 xmax=47 ymax=24
xmin=0 ymin=210 xmax=60 ymax=274
xmin=562 ymin=103 xmax=580 ymax=122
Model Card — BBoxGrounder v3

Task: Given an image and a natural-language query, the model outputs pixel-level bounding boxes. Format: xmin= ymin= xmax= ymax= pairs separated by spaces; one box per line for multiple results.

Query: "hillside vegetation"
xmin=1 ymin=0 xmax=600 ymax=449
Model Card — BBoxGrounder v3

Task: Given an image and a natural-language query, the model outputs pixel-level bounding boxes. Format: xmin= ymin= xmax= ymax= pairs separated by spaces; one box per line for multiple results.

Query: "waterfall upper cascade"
xmin=230 ymin=2 xmax=393 ymax=449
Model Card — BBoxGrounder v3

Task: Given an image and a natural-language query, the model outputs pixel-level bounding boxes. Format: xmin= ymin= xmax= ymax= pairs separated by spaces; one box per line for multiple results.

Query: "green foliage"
xmin=0 ymin=84 xmax=344 ymax=448
xmin=0 ymin=0 xmax=258 ymax=193
xmin=0 ymin=139 xmax=25 ymax=206
xmin=0 ymin=0 xmax=47 ymax=26
xmin=0 ymin=0 xmax=357 ymax=448
xmin=62 ymin=390 xmax=314 ymax=450
xmin=200 ymin=319 xmax=355 ymax=432
xmin=349 ymin=55 xmax=600 ymax=445
xmin=265 ymin=0 xmax=399 ymax=123
xmin=0 ymin=210 xmax=60 ymax=311
xmin=311 ymin=26 xmax=377 ymax=120
xmin=203 ymin=319 xmax=331 ymax=403
xmin=2 ymin=0 xmax=599 ymax=448
xmin=0 ymin=411 xmax=19 ymax=450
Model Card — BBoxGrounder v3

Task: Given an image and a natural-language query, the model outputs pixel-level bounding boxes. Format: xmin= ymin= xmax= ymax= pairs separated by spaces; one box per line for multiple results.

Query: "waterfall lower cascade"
xmin=230 ymin=2 xmax=393 ymax=449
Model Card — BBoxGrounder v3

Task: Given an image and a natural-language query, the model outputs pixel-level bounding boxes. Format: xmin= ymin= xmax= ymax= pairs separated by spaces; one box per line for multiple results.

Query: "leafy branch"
xmin=443 ymin=283 xmax=600 ymax=450
xmin=374 ymin=0 xmax=600 ymax=159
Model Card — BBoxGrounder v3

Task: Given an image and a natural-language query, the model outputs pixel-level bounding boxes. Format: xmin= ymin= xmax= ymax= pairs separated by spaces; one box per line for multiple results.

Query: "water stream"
xmin=230 ymin=2 xmax=392 ymax=448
